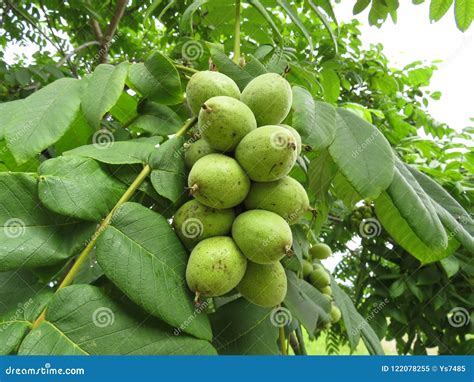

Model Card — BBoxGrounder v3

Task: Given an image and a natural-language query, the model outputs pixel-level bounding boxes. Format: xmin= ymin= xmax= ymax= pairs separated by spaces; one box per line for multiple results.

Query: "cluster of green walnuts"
xmin=302 ymin=244 xmax=341 ymax=325
xmin=349 ymin=203 xmax=374 ymax=230
xmin=173 ymin=70 xmax=309 ymax=308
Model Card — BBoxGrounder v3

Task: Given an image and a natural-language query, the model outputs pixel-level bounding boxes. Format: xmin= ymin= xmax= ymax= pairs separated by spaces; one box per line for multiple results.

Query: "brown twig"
xmin=98 ymin=0 xmax=127 ymax=63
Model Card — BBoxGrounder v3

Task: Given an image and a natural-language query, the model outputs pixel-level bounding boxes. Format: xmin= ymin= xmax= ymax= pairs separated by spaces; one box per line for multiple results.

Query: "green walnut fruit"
xmin=312 ymin=263 xmax=325 ymax=272
xmin=184 ymin=139 xmax=217 ymax=168
xmin=309 ymin=268 xmax=330 ymax=289
xmin=310 ymin=243 xmax=332 ymax=260
xmin=321 ymin=294 xmax=332 ymax=304
xmin=199 ymin=96 xmax=257 ymax=152
xmin=280 ymin=124 xmax=302 ymax=155
xmin=188 ymin=154 xmax=250 ymax=209
xmin=235 ymin=125 xmax=297 ymax=182
xmin=173 ymin=200 xmax=235 ymax=248
xmin=330 ymin=305 xmax=342 ymax=323
xmin=302 ymin=260 xmax=313 ymax=278
xmin=320 ymin=285 xmax=332 ymax=296
xmin=237 ymin=261 xmax=287 ymax=307
xmin=241 ymin=73 xmax=292 ymax=126
xmin=186 ymin=71 xmax=240 ymax=115
xmin=232 ymin=210 xmax=292 ymax=264
xmin=186 ymin=236 xmax=247 ymax=297
xmin=244 ymin=176 xmax=309 ymax=224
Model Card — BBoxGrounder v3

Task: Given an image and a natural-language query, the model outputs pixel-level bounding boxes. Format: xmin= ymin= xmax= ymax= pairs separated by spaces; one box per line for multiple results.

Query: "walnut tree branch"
xmin=98 ymin=0 xmax=127 ymax=63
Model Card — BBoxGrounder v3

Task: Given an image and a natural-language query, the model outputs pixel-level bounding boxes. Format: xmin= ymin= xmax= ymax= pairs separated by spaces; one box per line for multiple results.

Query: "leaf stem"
xmin=32 ymin=164 xmax=151 ymax=328
xmin=175 ymin=116 xmax=197 ymax=137
xmin=175 ymin=64 xmax=199 ymax=75
xmin=279 ymin=326 xmax=287 ymax=355
xmin=233 ymin=0 xmax=241 ymax=64
xmin=32 ymin=117 xmax=197 ymax=329
xmin=295 ymin=324 xmax=308 ymax=355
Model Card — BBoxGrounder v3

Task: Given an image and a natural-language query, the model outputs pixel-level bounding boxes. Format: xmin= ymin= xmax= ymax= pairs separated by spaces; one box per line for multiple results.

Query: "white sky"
xmin=5 ymin=2 xmax=472 ymax=131
xmin=334 ymin=1 xmax=473 ymax=131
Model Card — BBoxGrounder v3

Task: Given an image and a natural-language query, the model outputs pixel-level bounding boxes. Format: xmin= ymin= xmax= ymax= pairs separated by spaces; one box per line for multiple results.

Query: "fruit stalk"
xmin=32 ymin=117 xmax=197 ymax=328
xmin=279 ymin=326 xmax=287 ymax=355
xmin=175 ymin=64 xmax=199 ymax=75
xmin=233 ymin=0 xmax=241 ymax=64
xmin=295 ymin=325 xmax=307 ymax=355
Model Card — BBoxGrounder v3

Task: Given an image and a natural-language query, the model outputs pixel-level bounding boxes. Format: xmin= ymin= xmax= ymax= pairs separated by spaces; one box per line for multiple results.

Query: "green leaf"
xmin=320 ymin=68 xmax=340 ymax=103
xmin=406 ymin=164 xmax=474 ymax=235
xmin=434 ymin=202 xmax=474 ymax=253
xmin=53 ymin=110 xmax=95 ymax=155
xmin=331 ymin=281 xmax=384 ymax=355
xmin=407 ymin=279 xmax=424 ymax=303
xmin=389 ymin=278 xmax=406 ymax=298
xmin=332 ymin=172 xmax=363 ymax=208
xmin=127 ymin=52 xmax=183 ymax=105
xmin=144 ymin=0 xmax=164 ymax=20
xmin=149 ymin=137 xmax=186 ymax=203
xmin=309 ymin=0 xmax=337 ymax=21
xmin=328 ymin=108 xmax=394 ymax=199
xmin=96 ymin=202 xmax=212 ymax=341
xmin=180 ymin=0 xmax=208 ymax=33
xmin=38 ymin=156 xmax=127 ymax=221
xmin=308 ymin=0 xmax=339 ymax=54
xmin=0 ymin=270 xmax=53 ymax=354
xmin=131 ymin=101 xmax=183 ymax=135
xmin=0 ymin=321 xmax=30 ymax=355
xmin=4 ymin=78 xmax=82 ymax=164
xmin=18 ymin=285 xmax=216 ymax=355
xmin=247 ymin=0 xmax=283 ymax=42
xmin=0 ymin=100 xmax=22 ymax=140
xmin=368 ymin=0 xmax=390 ymax=26
xmin=291 ymin=87 xmax=336 ymax=150
xmin=0 ymin=173 xmax=93 ymax=271
xmin=455 ymin=0 xmax=474 ymax=31
xmin=208 ymin=45 xmax=254 ymax=90
xmin=387 ymin=160 xmax=448 ymax=250
xmin=374 ymin=192 xmax=459 ymax=263
xmin=277 ymin=0 xmax=313 ymax=52
xmin=308 ymin=149 xmax=338 ymax=200
xmin=0 ymin=270 xmax=49 ymax=320
xmin=65 ymin=136 xmax=163 ymax=165
xmin=430 ymin=0 xmax=454 ymax=21
xmin=210 ymin=298 xmax=279 ymax=355
xmin=439 ymin=256 xmax=460 ymax=278
xmin=81 ymin=62 xmax=129 ymax=129
xmin=109 ymin=91 xmax=138 ymax=124
xmin=0 ymin=140 xmax=40 ymax=173
xmin=284 ymin=271 xmax=331 ymax=335
xmin=353 ymin=0 xmax=371 ymax=14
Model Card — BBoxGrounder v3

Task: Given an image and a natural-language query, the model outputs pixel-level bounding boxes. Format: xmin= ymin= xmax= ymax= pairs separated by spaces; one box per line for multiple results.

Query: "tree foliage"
xmin=0 ymin=0 xmax=472 ymax=356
